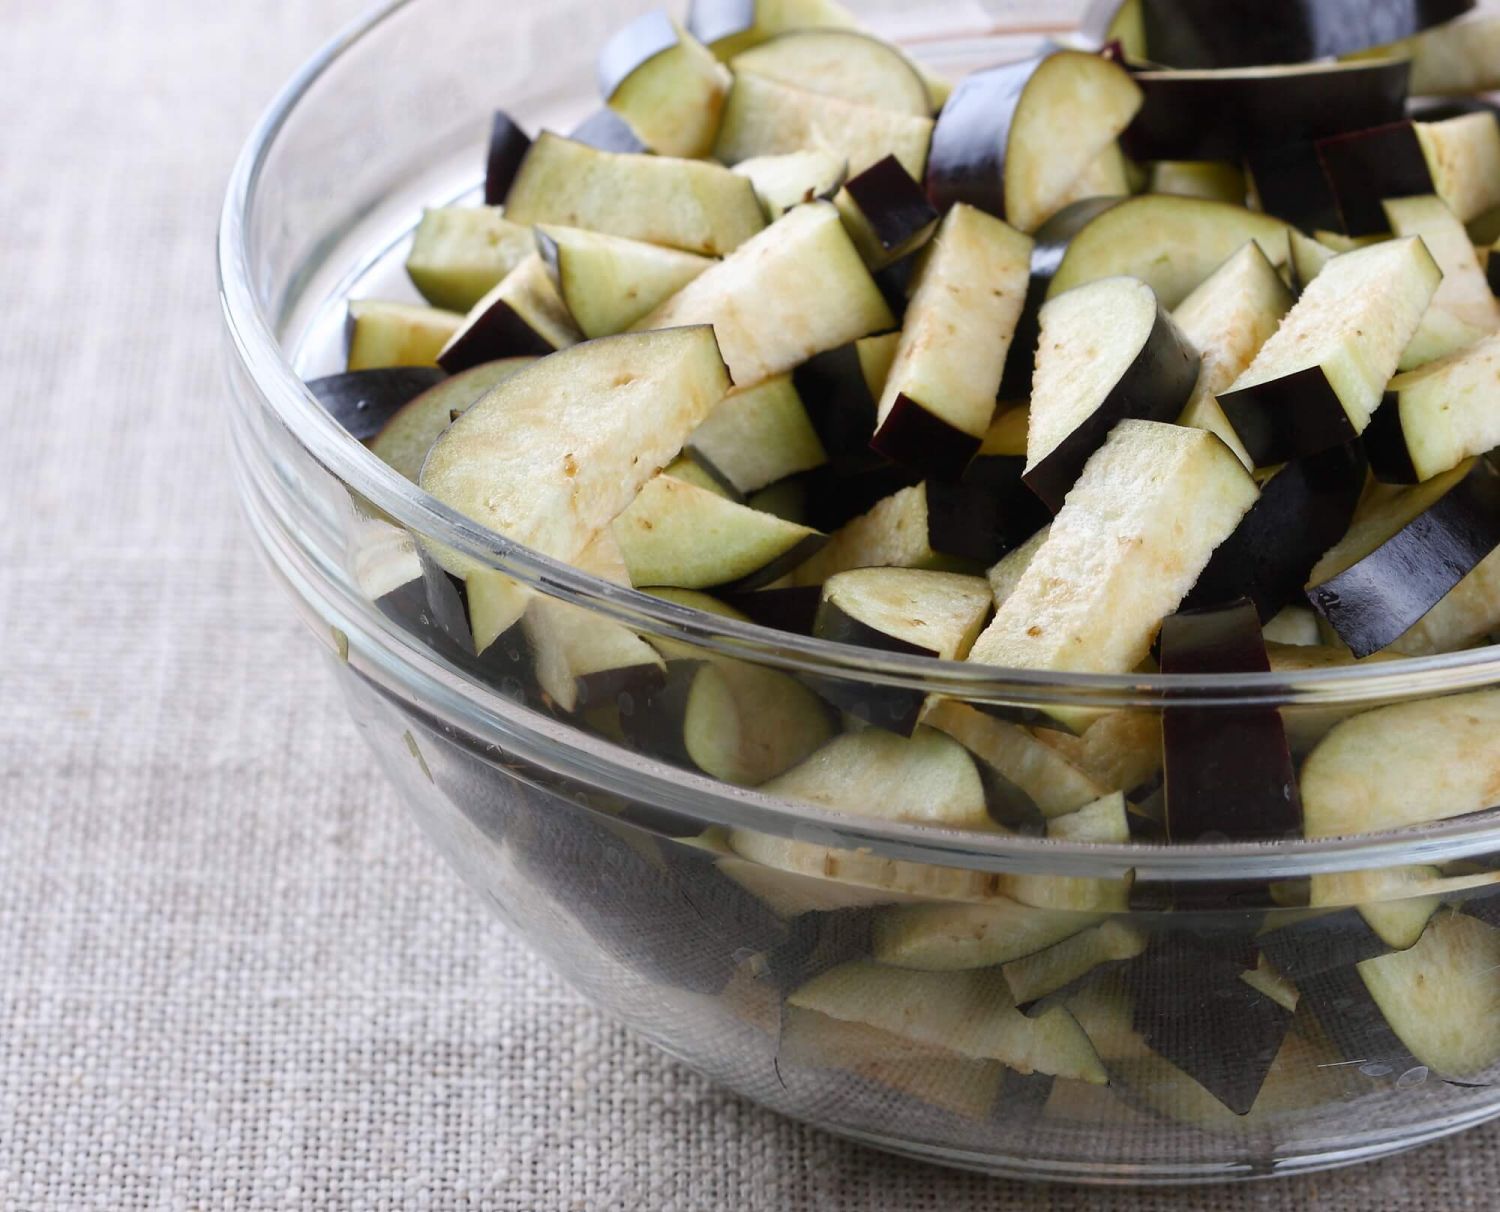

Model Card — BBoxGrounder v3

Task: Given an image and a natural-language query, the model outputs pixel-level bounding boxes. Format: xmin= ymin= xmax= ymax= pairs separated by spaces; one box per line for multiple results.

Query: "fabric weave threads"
xmin=2 ymin=0 xmax=1498 ymax=1206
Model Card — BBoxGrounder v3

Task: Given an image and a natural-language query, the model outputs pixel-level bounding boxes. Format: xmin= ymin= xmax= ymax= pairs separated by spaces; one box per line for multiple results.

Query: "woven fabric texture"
xmin=2 ymin=0 xmax=1499 ymax=1207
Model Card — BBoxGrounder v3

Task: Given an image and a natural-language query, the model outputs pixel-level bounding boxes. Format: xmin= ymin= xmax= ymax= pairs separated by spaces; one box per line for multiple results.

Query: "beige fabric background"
xmin=3 ymin=0 xmax=1499 ymax=1207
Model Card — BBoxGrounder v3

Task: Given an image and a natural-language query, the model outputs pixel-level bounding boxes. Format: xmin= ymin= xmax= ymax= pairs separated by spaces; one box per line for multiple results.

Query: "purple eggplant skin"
xmin=1021 ymin=301 xmax=1200 ymax=513
xmin=806 ymin=673 xmax=926 ymax=737
xmin=926 ymin=455 xmax=1052 ymax=566
xmin=1139 ymin=0 xmax=1475 ymax=69
xmin=868 ymin=395 xmax=985 ymax=482
xmin=872 ymin=255 xmax=917 ymax=318
xmin=1245 ymin=142 xmax=1343 ymax=235
xmin=844 ymin=155 xmax=939 ymax=253
xmin=1182 ymin=443 xmax=1368 ymax=620
xmin=1489 ymin=253 xmax=1500 ymax=301
xmin=567 ymin=108 xmax=651 ymax=154
xmin=1125 ymin=935 xmax=1295 ymax=1116
xmin=1308 ymin=457 xmax=1500 ymax=658
xmin=999 ymin=196 xmax=1125 ymax=399
xmin=597 ymin=9 xmax=680 ymax=100
xmin=617 ymin=659 xmax=714 ymax=771
xmin=1362 ymin=394 xmax=1420 ymax=485
xmin=486 ymin=111 xmax=533 ymax=206
xmin=1217 ymin=366 xmax=1367 ymax=468
xmin=306 ymin=368 xmax=446 ymax=441
xmin=925 ymin=56 xmax=1043 ymax=218
xmin=1316 ymin=121 xmax=1434 ymax=235
xmin=684 ymin=0 xmax=755 ymax=47
xmin=792 ymin=343 xmax=881 ymax=459
xmin=799 ymin=456 xmax=921 ymax=531
xmin=720 ymin=585 xmax=823 ymax=635
xmin=1123 ymin=59 xmax=1410 ymax=163
xmin=1159 ymin=601 xmax=1303 ymax=844
xmin=435 ymin=300 xmax=558 ymax=375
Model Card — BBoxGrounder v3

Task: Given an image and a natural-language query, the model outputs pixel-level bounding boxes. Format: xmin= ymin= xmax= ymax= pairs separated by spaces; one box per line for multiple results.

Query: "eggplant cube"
xmin=597 ymin=11 xmax=731 ymax=159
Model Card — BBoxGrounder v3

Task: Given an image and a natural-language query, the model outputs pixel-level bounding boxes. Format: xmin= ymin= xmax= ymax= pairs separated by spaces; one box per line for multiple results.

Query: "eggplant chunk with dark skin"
xmin=1181 ymin=443 xmax=1367 ymax=622
xmin=970 ymin=422 xmax=1258 ymax=727
xmin=1022 ymin=276 xmax=1199 ymax=512
xmin=406 ymin=207 xmax=536 ymax=314
xmin=1130 ymin=0 xmax=1474 ymax=70
xmin=436 ymin=254 xmax=581 ymax=372
xmin=307 ymin=367 xmax=447 ymax=442
xmin=792 ymin=333 xmax=900 ymax=462
xmin=870 ymin=204 xmax=1032 ymax=480
xmin=597 ymin=10 xmax=731 ymax=159
xmin=810 ymin=568 xmax=992 ymax=734
xmin=1305 ymin=457 xmax=1500 ymax=658
xmin=686 ymin=375 xmax=827 ymax=497
xmin=368 ymin=359 xmax=535 ymax=483
xmin=1217 ymin=238 xmax=1441 ymax=469
xmin=503 ymin=131 xmax=766 ymax=256
xmin=1121 ymin=58 xmax=1411 ymax=163
xmin=613 ymin=475 xmax=826 ymax=593
xmin=483 ymin=110 xmax=531 ymax=205
xmin=733 ymin=149 xmax=847 ymax=221
xmin=1365 ymin=331 xmax=1500 ymax=485
xmin=535 ymin=225 xmax=711 ymax=340
xmin=730 ymin=29 xmax=931 ymax=118
xmin=1045 ymin=195 xmax=1289 ymax=312
xmin=1158 ymin=602 xmax=1302 ymax=843
xmin=633 ymin=201 xmax=895 ymax=388
xmin=1171 ymin=240 xmax=1293 ymax=472
xmin=686 ymin=0 xmax=860 ymax=63
xmin=345 ymin=301 xmax=463 ymax=372
xmin=924 ymin=50 xmax=1141 ymax=235
xmin=834 ymin=155 xmax=939 ymax=268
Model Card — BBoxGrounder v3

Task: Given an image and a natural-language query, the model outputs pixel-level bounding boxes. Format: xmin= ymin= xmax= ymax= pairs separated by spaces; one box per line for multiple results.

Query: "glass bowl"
xmin=219 ymin=0 xmax=1500 ymax=1184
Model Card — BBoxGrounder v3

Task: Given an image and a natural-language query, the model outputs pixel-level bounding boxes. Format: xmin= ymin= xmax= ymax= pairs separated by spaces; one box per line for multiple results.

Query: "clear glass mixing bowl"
xmin=219 ymin=0 xmax=1500 ymax=1183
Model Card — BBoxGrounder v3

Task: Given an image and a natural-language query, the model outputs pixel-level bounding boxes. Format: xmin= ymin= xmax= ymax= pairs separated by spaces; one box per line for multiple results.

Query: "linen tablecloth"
xmin=3 ymin=0 xmax=1499 ymax=1206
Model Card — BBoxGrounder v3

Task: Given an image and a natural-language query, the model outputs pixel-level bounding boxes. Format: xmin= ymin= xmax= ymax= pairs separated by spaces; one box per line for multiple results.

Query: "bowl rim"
xmin=218 ymin=0 xmax=1500 ymax=875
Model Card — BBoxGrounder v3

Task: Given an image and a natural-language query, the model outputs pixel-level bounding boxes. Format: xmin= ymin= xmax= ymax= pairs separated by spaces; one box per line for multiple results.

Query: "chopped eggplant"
xmin=1159 ymin=602 xmax=1302 ymax=842
xmin=1287 ymin=227 xmax=1337 ymax=293
xmin=405 ymin=206 xmax=536 ymax=313
xmin=921 ymin=698 xmax=1110 ymax=820
xmin=535 ymin=225 xmax=711 ymax=340
xmin=1181 ymin=443 xmax=1367 ymax=621
xmin=663 ymin=454 xmax=740 ymax=500
xmin=1135 ymin=0 xmax=1474 ymax=69
xmin=1246 ymin=141 xmax=1344 ymax=234
xmin=1172 ymin=241 xmax=1294 ymax=472
xmin=503 ymin=131 xmax=765 ymax=256
xmin=1023 ymin=277 xmax=1200 ymax=511
xmin=367 ymin=359 xmax=533 ymax=482
xmin=613 ymin=474 xmax=825 ymax=592
xmin=686 ymin=375 xmax=827 ymax=496
xmin=346 ymin=300 xmax=463 ymax=371
xmin=436 ymin=253 xmax=581 ymax=372
xmin=686 ymin=0 xmax=859 ymax=62
xmin=1046 ymin=195 xmax=1289 ymax=310
xmin=1306 ymin=457 xmax=1500 ymax=657
xmin=1417 ymin=111 xmax=1500 ymax=226
xmin=788 ymin=962 xmax=1108 ymax=1083
xmin=306 ymin=367 xmax=446 ymax=442
xmin=1124 ymin=59 xmax=1410 ymax=163
xmin=795 ymin=457 xmax=921 ymax=534
xmin=1036 ymin=710 xmax=1164 ymax=796
xmin=714 ymin=71 xmax=933 ymax=180
xmin=633 ymin=201 xmax=894 ymax=388
xmin=1301 ymin=687 xmax=1500 ymax=839
xmin=620 ymin=655 xmax=835 ymax=786
xmin=779 ymin=483 xmax=977 ymax=587
xmin=873 ymin=900 xmax=1102 ymax=973
xmin=732 ymin=149 xmax=847 ymax=220
xmin=1383 ymin=195 xmax=1500 ymax=340
xmin=1357 ymin=15 xmax=1500 ymax=96
xmin=484 ymin=110 xmax=532 ymax=205
xmin=1218 ymin=238 xmax=1441 ymax=468
xmin=1367 ymin=331 xmax=1500 ymax=484
xmin=420 ymin=327 xmax=730 ymax=609
xmin=792 ymin=333 xmax=900 ymax=460
xmin=970 ymin=423 xmax=1258 ymax=719
xmin=834 ymin=155 xmax=939 ymax=268
xmin=1002 ymin=793 xmax=1133 ymax=914
xmin=1002 ymin=920 xmax=1148 ymax=1008
xmin=730 ymin=29 xmax=930 ymax=117
xmin=719 ymin=584 xmax=822 ymax=634
xmin=522 ymin=597 xmax=666 ymax=714
xmin=1386 ymin=545 xmax=1500 ymax=657
xmin=987 ymin=524 xmax=1050 ymax=609
xmin=870 ymin=204 xmax=1032 ymax=479
xmin=925 ymin=51 xmax=1141 ymax=235
xmin=729 ymin=727 xmax=1003 ymax=901
xmin=598 ymin=11 xmax=731 ymax=158
xmin=1148 ymin=160 xmax=1246 ymax=204
xmin=567 ymin=107 xmax=652 ymax=154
